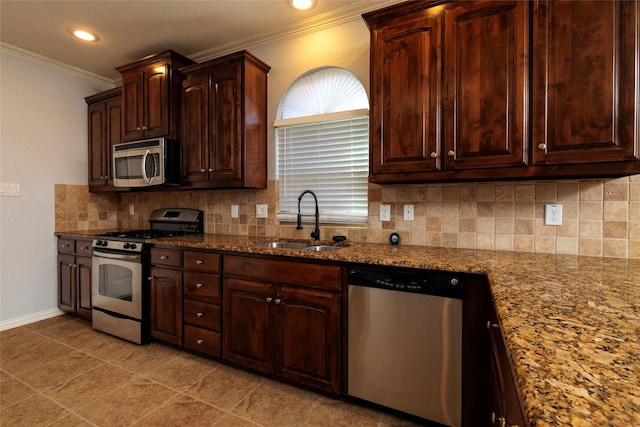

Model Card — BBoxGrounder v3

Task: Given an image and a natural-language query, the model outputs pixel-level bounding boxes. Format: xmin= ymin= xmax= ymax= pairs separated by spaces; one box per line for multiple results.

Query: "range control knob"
xmin=97 ymin=240 xmax=108 ymax=247
xmin=123 ymin=243 xmax=131 ymax=249
xmin=129 ymin=243 xmax=137 ymax=250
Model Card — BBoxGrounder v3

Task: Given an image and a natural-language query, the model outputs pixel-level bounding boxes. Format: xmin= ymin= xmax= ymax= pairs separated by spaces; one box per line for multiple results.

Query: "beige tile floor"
xmin=1 ymin=315 xmax=423 ymax=426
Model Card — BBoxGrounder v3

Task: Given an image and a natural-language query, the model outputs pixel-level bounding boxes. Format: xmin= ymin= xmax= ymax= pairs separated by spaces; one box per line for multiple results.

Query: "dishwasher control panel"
xmin=347 ymin=265 xmax=464 ymax=299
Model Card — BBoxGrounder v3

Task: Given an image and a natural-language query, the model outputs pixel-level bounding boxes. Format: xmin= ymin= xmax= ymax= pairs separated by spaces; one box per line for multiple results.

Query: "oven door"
xmin=92 ymin=250 xmax=142 ymax=320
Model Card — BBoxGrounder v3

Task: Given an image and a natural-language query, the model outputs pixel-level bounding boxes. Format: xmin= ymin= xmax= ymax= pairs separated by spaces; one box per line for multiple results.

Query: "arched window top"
xmin=278 ymin=66 xmax=369 ymax=120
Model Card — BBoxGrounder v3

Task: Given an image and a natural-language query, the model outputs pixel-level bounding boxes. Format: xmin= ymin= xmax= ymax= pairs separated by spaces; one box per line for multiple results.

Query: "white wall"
xmin=0 ymin=49 xmax=113 ymax=325
xmin=250 ymin=19 xmax=371 ymax=178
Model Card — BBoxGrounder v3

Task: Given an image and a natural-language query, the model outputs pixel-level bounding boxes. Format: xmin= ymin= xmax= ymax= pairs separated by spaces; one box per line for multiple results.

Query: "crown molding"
xmin=190 ymin=0 xmax=401 ymax=62
xmin=0 ymin=42 xmax=115 ymax=87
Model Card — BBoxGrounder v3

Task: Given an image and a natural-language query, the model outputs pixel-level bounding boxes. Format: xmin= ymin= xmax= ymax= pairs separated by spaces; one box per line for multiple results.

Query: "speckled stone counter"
xmin=56 ymin=231 xmax=640 ymax=426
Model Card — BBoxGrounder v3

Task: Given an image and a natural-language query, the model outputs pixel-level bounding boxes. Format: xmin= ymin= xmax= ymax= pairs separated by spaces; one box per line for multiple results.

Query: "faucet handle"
xmin=310 ymin=231 xmax=319 ymax=240
xmin=332 ymin=235 xmax=347 ymax=244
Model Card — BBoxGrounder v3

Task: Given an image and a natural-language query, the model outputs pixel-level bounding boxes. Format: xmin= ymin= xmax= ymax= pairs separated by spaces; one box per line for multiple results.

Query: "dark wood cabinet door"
xmin=276 ymin=286 xmax=341 ymax=394
xmin=181 ymin=73 xmax=210 ymax=182
xmin=86 ymin=88 xmax=121 ymax=190
xmin=368 ymin=10 xmax=442 ymax=176
xmin=532 ymin=0 xmax=639 ymax=165
xmin=121 ymin=70 xmax=145 ymax=141
xmin=210 ymin=62 xmax=242 ymax=182
xmin=143 ymin=63 xmax=170 ymax=139
xmin=105 ymin=94 xmax=122 ymax=184
xmin=443 ymin=1 xmax=528 ymax=170
xmin=87 ymin=101 xmax=107 ymax=186
xmin=149 ymin=267 xmax=183 ymax=345
xmin=222 ymin=277 xmax=274 ymax=374
xmin=57 ymin=254 xmax=75 ymax=312
xmin=76 ymin=256 xmax=93 ymax=319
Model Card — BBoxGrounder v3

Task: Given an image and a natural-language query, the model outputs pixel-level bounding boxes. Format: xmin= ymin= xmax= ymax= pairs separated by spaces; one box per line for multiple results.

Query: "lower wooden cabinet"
xmin=149 ymin=266 xmax=183 ymax=345
xmin=223 ymin=255 xmax=343 ymax=394
xmin=57 ymin=238 xmax=93 ymax=319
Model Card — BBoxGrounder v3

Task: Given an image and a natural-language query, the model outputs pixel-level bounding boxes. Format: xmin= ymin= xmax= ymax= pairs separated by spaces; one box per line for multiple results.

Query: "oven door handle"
xmin=93 ymin=250 xmax=141 ymax=262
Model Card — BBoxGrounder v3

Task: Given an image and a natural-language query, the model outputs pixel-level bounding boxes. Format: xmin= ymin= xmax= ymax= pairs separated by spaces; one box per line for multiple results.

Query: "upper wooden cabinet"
xmin=180 ymin=51 xmax=270 ymax=189
xmin=116 ymin=50 xmax=195 ymax=142
xmin=531 ymin=0 xmax=639 ymax=165
xmin=364 ymin=0 xmax=640 ymax=184
xmin=85 ymin=87 xmax=122 ymax=190
xmin=443 ymin=1 xmax=528 ymax=171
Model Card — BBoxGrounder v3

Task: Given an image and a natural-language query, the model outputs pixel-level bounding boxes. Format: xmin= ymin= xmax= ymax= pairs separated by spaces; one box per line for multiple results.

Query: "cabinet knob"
xmin=196 ymin=283 xmax=204 ymax=289
xmin=208 ymin=168 xmax=214 ymax=172
xmin=196 ymin=260 xmax=204 ymax=265
xmin=196 ymin=339 xmax=204 ymax=345
xmin=160 ymin=255 xmax=168 ymax=260
xmin=538 ymin=143 xmax=547 ymax=150
xmin=142 ymin=126 xmax=147 ymax=130
xmin=200 ymin=169 xmax=206 ymax=173
xmin=486 ymin=321 xmax=499 ymax=330
xmin=430 ymin=152 xmax=438 ymax=158
xmin=266 ymin=297 xmax=273 ymax=303
xmin=447 ymin=150 xmax=455 ymax=157
xmin=498 ymin=417 xmax=506 ymax=427
xmin=148 ymin=276 xmax=154 ymax=281
xmin=136 ymin=126 xmax=142 ymax=131
xmin=196 ymin=312 xmax=204 ymax=318
xmin=274 ymin=298 xmax=282 ymax=305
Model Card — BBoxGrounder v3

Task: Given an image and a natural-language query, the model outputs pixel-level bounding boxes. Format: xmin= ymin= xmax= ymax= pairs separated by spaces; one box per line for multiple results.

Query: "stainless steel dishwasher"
xmin=347 ymin=265 xmax=464 ymax=427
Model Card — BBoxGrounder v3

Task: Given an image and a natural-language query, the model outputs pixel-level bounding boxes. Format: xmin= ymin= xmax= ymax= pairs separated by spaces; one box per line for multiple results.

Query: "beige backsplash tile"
xmin=54 ymin=175 xmax=640 ymax=259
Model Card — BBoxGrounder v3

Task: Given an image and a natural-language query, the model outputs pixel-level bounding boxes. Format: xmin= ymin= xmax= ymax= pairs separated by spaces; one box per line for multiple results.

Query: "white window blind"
xmin=275 ymin=67 xmax=369 ymax=224
xmin=276 ymin=114 xmax=369 ymax=224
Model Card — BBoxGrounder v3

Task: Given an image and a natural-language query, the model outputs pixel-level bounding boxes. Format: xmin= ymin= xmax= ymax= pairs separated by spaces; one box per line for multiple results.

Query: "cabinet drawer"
xmin=150 ymin=248 xmax=182 ymax=268
xmin=224 ymin=255 xmax=342 ymax=291
xmin=75 ymin=239 xmax=93 ymax=257
xmin=184 ymin=251 xmax=220 ymax=272
xmin=183 ymin=325 xmax=221 ymax=357
xmin=184 ymin=299 xmax=221 ymax=331
xmin=58 ymin=238 xmax=75 ymax=254
xmin=184 ymin=272 xmax=221 ymax=301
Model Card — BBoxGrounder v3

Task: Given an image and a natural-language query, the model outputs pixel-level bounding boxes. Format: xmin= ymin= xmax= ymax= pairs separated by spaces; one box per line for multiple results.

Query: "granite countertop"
xmin=57 ymin=231 xmax=640 ymax=426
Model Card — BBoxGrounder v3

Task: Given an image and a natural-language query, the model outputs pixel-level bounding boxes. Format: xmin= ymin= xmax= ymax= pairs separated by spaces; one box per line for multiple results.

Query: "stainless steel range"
xmin=91 ymin=208 xmax=203 ymax=344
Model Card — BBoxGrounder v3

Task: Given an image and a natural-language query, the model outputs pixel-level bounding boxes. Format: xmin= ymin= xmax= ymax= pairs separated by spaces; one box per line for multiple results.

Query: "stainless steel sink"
xmin=256 ymin=241 xmax=310 ymax=249
xmin=303 ymin=245 xmax=344 ymax=252
xmin=255 ymin=241 xmax=346 ymax=251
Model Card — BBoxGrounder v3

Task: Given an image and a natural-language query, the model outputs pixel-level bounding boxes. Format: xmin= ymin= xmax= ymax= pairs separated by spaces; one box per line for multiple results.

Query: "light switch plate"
xmin=0 ymin=183 xmax=20 ymax=197
xmin=231 ymin=204 xmax=239 ymax=218
xmin=256 ymin=204 xmax=268 ymax=219
xmin=380 ymin=204 xmax=391 ymax=222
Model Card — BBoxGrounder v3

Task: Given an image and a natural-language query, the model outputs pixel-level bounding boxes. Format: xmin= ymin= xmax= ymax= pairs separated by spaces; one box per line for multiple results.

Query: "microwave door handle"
xmin=142 ymin=149 xmax=152 ymax=184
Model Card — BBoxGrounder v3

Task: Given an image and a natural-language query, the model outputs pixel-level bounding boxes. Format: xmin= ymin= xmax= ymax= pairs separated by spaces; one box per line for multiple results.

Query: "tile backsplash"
xmin=55 ymin=175 xmax=640 ymax=259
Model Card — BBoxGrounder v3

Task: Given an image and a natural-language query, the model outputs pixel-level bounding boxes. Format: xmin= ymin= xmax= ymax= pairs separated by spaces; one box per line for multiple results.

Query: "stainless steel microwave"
xmin=112 ymin=138 xmax=180 ymax=187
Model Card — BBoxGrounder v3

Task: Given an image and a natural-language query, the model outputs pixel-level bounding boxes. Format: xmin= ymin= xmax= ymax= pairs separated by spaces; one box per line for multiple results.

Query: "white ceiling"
xmin=0 ymin=0 xmax=398 ymax=81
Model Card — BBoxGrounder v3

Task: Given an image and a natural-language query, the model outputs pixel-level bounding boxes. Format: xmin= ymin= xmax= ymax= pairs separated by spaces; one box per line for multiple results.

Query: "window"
xmin=275 ymin=67 xmax=369 ymax=224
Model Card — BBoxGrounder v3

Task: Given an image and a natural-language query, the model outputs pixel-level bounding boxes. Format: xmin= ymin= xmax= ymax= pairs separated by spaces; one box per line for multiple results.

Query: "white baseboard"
xmin=0 ymin=308 xmax=66 ymax=331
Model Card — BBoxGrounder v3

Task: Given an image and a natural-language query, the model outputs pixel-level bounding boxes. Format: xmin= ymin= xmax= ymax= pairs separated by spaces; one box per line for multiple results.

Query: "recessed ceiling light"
xmin=290 ymin=0 xmax=317 ymax=11
xmin=68 ymin=27 xmax=100 ymax=42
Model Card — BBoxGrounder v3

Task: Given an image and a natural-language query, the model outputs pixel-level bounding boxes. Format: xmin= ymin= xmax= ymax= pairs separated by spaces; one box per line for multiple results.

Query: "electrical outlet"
xmin=231 ymin=204 xmax=239 ymax=218
xmin=380 ymin=204 xmax=391 ymax=222
xmin=256 ymin=204 xmax=268 ymax=219
xmin=129 ymin=204 xmax=135 ymax=216
xmin=545 ymin=204 xmax=563 ymax=226
xmin=404 ymin=204 xmax=414 ymax=221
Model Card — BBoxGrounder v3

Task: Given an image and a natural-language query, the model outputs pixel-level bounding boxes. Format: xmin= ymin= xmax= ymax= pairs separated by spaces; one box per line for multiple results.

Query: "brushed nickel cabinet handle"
xmin=266 ymin=297 xmax=273 ymax=303
xmin=196 ymin=339 xmax=204 ymax=345
xmin=196 ymin=260 xmax=204 ymax=264
xmin=196 ymin=283 xmax=204 ymax=289
xmin=196 ymin=312 xmax=204 ymax=317
xmin=538 ymin=143 xmax=547 ymax=150
xmin=447 ymin=150 xmax=455 ymax=157
xmin=160 ymin=255 xmax=168 ymax=260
